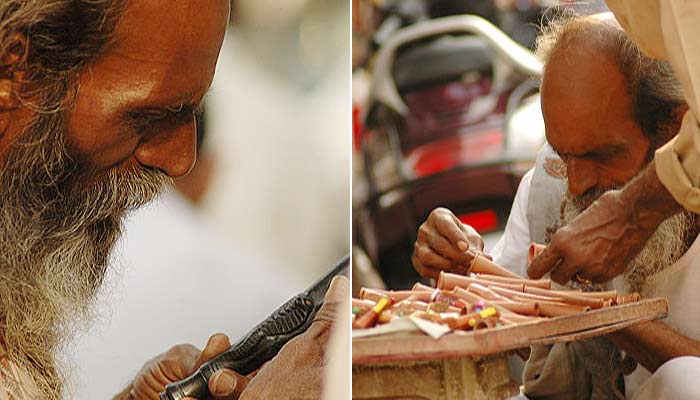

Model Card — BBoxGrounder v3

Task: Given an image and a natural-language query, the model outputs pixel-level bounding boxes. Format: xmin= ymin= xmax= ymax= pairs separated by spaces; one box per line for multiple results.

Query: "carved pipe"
xmin=473 ymin=316 xmax=499 ymax=330
xmin=490 ymin=300 xmax=540 ymax=316
xmin=438 ymin=272 xmax=523 ymax=292
xmin=616 ymin=293 xmax=641 ymax=305
xmin=378 ymin=309 xmax=393 ymax=324
xmin=452 ymin=287 xmax=483 ymax=304
xmin=447 ymin=307 xmax=498 ymax=330
xmin=353 ymin=297 xmax=390 ymax=329
xmin=453 ymin=288 xmax=540 ymax=323
xmin=473 ymin=273 xmax=551 ymax=289
xmin=360 ymin=288 xmax=432 ymax=303
xmin=521 ymin=298 xmax=590 ymax=317
xmin=412 ymin=282 xmax=436 ymax=292
xmin=466 ymin=283 xmax=512 ymax=302
xmin=394 ymin=299 xmax=429 ymax=313
xmin=468 ymin=253 xmax=522 ymax=279
xmin=550 ymin=289 xmax=618 ymax=301
xmin=527 ymin=243 xmax=547 ymax=268
xmin=489 ymin=286 xmax=564 ymax=303
xmin=352 ymin=298 xmax=376 ymax=310
xmin=524 ymin=286 xmax=605 ymax=309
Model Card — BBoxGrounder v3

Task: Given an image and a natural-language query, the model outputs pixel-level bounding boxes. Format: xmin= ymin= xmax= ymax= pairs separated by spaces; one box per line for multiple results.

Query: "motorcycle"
xmin=354 ymin=15 xmax=546 ymax=288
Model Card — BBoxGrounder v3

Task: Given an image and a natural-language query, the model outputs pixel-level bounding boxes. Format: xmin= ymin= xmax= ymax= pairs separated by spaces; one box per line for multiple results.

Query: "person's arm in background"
xmin=529 ymin=161 xmax=681 ymax=283
xmin=530 ymin=1 xmax=700 ymax=283
xmin=608 ymin=320 xmax=700 ymax=373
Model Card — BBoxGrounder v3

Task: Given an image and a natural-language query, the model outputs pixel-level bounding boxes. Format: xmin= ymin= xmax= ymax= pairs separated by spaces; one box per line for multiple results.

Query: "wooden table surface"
xmin=353 ymin=297 xmax=668 ymax=364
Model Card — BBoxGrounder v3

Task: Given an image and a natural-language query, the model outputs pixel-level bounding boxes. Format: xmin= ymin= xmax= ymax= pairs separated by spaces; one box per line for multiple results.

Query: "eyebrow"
xmin=555 ymin=143 xmax=627 ymax=159
xmin=119 ymin=91 xmax=208 ymax=122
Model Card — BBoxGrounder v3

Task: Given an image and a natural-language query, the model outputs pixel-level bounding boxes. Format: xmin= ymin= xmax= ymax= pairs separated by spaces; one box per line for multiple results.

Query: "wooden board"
xmin=353 ymin=297 xmax=667 ymax=364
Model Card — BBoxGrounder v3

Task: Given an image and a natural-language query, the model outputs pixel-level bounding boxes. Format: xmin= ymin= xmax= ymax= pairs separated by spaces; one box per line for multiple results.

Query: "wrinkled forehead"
xmin=72 ymin=0 xmax=229 ymax=117
xmin=114 ymin=0 xmax=229 ymax=63
xmin=541 ymin=44 xmax=635 ymax=150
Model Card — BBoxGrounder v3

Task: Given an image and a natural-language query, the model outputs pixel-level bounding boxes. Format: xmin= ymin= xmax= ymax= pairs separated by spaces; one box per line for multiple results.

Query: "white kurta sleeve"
xmin=491 ymin=168 xmax=534 ymax=277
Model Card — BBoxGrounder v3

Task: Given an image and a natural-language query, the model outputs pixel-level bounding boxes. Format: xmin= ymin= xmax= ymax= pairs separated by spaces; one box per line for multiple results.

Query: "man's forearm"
xmin=620 ymin=160 xmax=683 ymax=232
xmin=607 ymin=320 xmax=700 ymax=373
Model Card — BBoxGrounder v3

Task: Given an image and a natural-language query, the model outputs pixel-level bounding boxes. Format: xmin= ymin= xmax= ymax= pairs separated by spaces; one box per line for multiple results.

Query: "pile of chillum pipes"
xmin=352 ymin=246 xmax=641 ymax=332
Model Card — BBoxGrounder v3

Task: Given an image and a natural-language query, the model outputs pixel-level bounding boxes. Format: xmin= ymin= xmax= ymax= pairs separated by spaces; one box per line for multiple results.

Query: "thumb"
xmin=527 ymin=243 xmax=562 ymax=279
xmin=314 ymin=276 xmax=349 ymax=324
xmin=194 ymin=333 xmax=231 ymax=370
xmin=210 ymin=369 xmax=248 ymax=399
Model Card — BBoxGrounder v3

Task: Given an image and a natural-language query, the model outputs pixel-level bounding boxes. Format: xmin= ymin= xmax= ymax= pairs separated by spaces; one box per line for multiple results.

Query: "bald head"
xmin=537 ymin=14 xmax=684 ymax=147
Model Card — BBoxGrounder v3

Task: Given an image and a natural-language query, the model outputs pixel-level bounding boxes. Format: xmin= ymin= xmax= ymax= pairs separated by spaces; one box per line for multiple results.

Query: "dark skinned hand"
xmin=124 ymin=333 xmax=247 ymax=400
xmin=528 ymin=163 xmax=681 ymax=284
xmin=237 ymin=276 xmax=346 ymax=399
xmin=412 ymin=207 xmax=487 ymax=279
xmin=121 ymin=276 xmax=347 ymax=400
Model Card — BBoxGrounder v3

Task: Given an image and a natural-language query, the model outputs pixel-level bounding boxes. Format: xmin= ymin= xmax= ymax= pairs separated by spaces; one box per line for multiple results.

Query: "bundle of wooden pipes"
xmin=352 ymin=250 xmax=641 ymax=331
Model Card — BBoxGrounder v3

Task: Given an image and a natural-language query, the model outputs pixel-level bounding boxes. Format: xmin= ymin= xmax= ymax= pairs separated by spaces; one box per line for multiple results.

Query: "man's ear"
xmin=0 ymin=33 xmax=29 ymax=111
xmin=0 ymin=33 xmax=28 ymax=138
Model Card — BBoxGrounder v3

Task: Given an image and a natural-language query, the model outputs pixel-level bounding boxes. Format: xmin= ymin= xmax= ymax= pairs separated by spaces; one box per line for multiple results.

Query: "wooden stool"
xmin=352 ymin=354 xmax=520 ymax=400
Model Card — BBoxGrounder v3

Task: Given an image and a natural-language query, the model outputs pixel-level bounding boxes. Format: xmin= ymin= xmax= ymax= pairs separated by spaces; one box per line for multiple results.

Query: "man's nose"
xmin=566 ymin=158 xmax=597 ymax=197
xmin=134 ymin=122 xmax=197 ymax=178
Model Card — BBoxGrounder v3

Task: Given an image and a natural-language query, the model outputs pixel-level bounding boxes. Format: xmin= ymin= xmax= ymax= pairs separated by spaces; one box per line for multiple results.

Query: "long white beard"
xmin=561 ymin=190 xmax=693 ymax=294
xmin=0 ymin=110 xmax=170 ymax=399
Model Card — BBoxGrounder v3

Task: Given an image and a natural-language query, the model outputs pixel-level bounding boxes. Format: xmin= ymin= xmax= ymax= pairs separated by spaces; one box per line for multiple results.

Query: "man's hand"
xmin=120 ymin=276 xmax=347 ymax=400
xmin=528 ymin=163 xmax=681 ymax=284
xmin=125 ymin=333 xmax=247 ymax=400
xmin=237 ymin=276 xmax=347 ymax=399
xmin=412 ymin=207 xmax=485 ymax=279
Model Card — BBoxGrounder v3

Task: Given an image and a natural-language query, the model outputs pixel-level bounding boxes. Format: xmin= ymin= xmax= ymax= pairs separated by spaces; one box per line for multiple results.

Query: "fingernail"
xmin=325 ymin=276 xmax=349 ymax=303
xmin=211 ymin=372 xmax=236 ymax=395
xmin=457 ymin=241 xmax=468 ymax=252
xmin=208 ymin=333 xmax=227 ymax=347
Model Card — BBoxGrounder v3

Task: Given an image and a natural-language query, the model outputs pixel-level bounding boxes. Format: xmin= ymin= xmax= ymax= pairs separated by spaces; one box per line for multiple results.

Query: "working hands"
xmin=412 ymin=207 xmax=486 ymax=279
xmin=527 ymin=189 xmax=655 ymax=284
xmin=124 ymin=276 xmax=348 ymax=400
xmin=127 ymin=334 xmax=245 ymax=400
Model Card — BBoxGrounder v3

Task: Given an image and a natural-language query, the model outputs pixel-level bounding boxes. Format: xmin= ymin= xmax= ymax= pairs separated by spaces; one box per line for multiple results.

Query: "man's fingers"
xmin=424 ymin=227 xmax=470 ymax=262
xmin=412 ymin=254 xmax=444 ymax=279
xmin=456 ymin=217 xmax=485 ymax=251
xmin=181 ymin=370 xmax=247 ymax=400
xmin=415 ymin=243 xmax=452 ymax=270
xmin=550 ymin=265 xmax=571 ymax=285
xmin=434 ymin=212 xmax=469 ymax=249
xmin=527 ymin=244 xmax=562 ymax=279
xmin=313 ymin=275 xmax=348 ymax=324
xmin=209 ymin=369 xmax=248 ymax=399
xmin=194 ymin=333 xmax=231 ymax=370
xmin=324 ymin=275 xmax=349 ymax=304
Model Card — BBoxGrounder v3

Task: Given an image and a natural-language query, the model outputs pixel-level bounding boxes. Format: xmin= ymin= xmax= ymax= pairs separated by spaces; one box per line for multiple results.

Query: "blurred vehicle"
xmin=354 ymin=15 xmax=545 ymax=288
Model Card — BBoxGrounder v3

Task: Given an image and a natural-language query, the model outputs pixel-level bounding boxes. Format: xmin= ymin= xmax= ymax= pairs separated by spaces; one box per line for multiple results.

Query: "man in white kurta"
xmin=411 ymin=13 xmax=700 ymax=399
xmin=491 ymin=145 xmax=700 ymax=399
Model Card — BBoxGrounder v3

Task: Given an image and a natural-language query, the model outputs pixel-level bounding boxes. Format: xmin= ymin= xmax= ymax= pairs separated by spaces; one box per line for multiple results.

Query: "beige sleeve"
xmin=653 ymin=0 xmax=700 ymax=212
xmin=607 ymin=0 xmax=700 ymax=212
xmin=655 ymin=113 xmax=700 ymax=212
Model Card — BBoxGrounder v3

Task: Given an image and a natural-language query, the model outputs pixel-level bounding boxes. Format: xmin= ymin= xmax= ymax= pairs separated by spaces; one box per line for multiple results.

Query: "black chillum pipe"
xmin=160 ymin=255 xmax=349 ymax=400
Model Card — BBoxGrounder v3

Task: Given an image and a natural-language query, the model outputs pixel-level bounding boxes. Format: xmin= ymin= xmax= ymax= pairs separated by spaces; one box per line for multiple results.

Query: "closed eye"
xmin=124 ymin=105 xmax=200 ymax=134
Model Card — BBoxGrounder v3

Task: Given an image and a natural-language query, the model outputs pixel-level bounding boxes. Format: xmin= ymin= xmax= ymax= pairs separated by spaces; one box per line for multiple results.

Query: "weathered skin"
xmin=1 ymin=0 xmax=343 ymax=398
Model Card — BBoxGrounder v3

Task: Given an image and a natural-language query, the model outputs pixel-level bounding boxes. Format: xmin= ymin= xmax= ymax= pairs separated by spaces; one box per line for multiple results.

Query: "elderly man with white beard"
xmin=412 ymin=14 xmax=700 ymax=399
xmin=0 ymin=1 xmax=345 ymax=399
